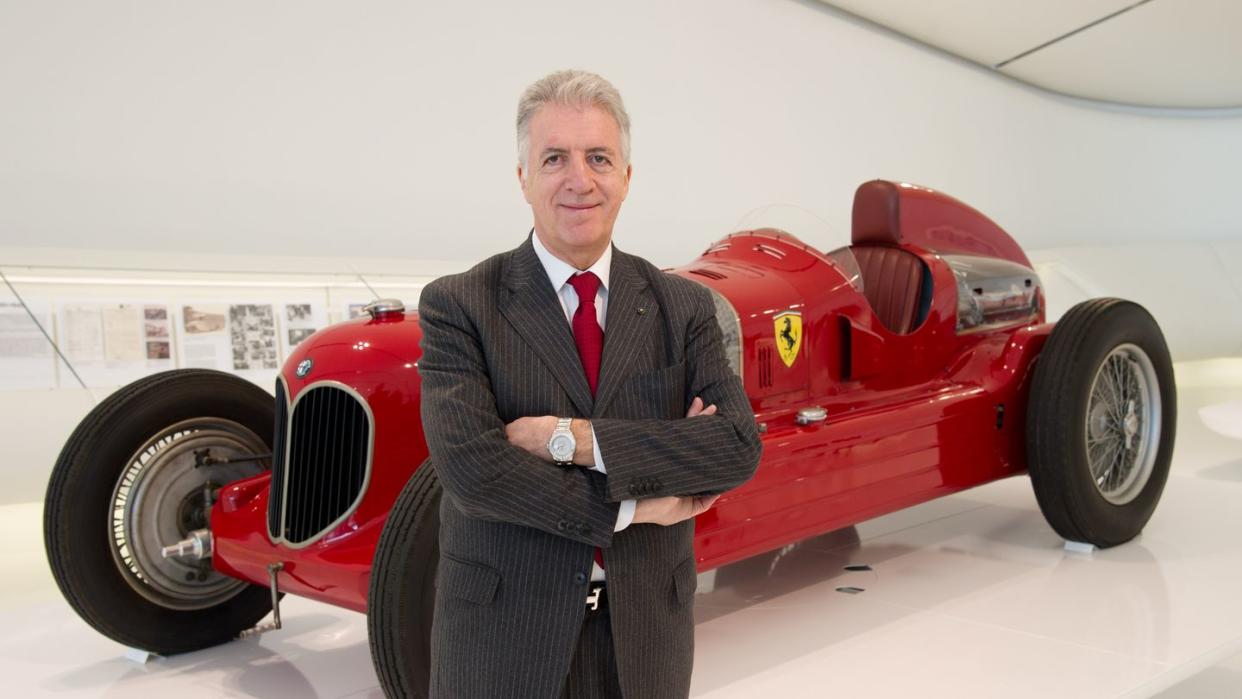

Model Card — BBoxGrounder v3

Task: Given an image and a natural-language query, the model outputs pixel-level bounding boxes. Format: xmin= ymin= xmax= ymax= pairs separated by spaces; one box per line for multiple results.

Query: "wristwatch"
xmin=547 ymin=417 xmax=576 ymax=465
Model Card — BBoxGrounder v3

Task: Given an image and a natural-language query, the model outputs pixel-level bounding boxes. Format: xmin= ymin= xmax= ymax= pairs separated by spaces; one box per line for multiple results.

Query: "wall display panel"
xmin=55 ymin=300 xmax=175 ymax=388
xmin=0 ymin=301 xmax=56 ymax=390
xmin=177 ymin=303 xmax=229 ymax=371
xmin=227 ymin=303 xmax=278 ymax=371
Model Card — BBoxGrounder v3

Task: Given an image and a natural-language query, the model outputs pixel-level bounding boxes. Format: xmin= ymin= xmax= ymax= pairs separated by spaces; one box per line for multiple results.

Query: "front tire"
xmin=1026 ymin=299 xmax=1177 ymax=547
xmin=367 ymin=461 xmax=441 ymax=699
xmin=44 ymin=369 xmax=278 ymax=654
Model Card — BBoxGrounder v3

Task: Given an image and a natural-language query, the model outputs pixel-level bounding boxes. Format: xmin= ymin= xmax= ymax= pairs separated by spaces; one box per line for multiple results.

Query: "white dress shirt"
xmin=530 ymin=234 xmax=636 ymax=581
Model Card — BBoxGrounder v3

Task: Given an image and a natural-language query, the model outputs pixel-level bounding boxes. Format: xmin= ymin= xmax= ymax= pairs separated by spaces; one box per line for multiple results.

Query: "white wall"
xmin=3 ymin=0 xmax=1241 ymax=505
xmin=1 ymin=0 xmax=1239 ymax=268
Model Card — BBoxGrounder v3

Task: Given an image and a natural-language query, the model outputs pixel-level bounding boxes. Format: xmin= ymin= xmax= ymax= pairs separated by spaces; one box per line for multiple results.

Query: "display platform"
xmin=2 ymin=377 xmax=1239 ymax=698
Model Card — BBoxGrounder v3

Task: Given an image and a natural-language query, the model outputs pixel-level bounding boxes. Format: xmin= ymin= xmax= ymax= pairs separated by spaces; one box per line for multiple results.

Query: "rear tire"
xmin=1026 ymin=299 xmax=1176 ymax=547
xmin=367 ymin=461 xmax=441 ymax=699
xmin=44 ymin=369 xmax=278 ymax=654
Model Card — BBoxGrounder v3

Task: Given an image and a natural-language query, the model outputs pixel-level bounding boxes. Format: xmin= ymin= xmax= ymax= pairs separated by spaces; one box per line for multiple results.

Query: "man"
xmin=417 ymin=69 xmax=762 ymax=698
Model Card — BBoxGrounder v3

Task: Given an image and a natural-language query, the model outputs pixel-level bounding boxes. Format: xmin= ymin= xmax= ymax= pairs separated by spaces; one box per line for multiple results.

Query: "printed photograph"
xmin=182 ymin=305 xmax=226 ymax=334
xmin=145 ymin=341 xmax=171 ymax=360
xmin=286 ymin=303 xmax=312 ymax=322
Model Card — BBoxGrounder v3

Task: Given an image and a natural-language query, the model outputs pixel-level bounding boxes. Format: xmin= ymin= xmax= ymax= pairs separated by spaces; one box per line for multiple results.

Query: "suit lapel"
xmin=498 ymin=237 xmax=595 ymax=416
xmin=594 ymin=249 xmax=654 ymax=416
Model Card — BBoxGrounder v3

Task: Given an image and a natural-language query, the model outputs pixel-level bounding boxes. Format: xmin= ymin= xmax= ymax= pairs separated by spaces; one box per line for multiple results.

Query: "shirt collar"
xmin=530 ymin=230 xmax=612 ymax=294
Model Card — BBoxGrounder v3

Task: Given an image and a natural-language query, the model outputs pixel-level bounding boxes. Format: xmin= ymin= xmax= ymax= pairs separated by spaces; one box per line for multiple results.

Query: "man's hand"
xmin=685 ymin=396 xmax=716 ymax=418
xmin=503 ymin=415 xmax=558 ymax=461
xmin=632 ymin=493 xmax=720 ymax=526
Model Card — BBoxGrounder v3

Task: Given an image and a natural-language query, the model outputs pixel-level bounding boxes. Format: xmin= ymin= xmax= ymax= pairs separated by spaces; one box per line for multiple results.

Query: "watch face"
xmin=550 ymin=435 xmax=573 ymax=459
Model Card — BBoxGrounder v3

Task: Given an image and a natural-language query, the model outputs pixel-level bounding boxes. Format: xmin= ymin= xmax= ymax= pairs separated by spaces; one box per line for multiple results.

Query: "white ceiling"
xmin=818 ymin=0 xmax=1242 ymax=109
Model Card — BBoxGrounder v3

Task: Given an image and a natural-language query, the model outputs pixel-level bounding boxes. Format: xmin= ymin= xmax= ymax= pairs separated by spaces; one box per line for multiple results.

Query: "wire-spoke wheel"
xmin=1085 ymin=344 xmax=1161 ymax=505
xmin=1027 ymin=299 xmax=1176 ymax=548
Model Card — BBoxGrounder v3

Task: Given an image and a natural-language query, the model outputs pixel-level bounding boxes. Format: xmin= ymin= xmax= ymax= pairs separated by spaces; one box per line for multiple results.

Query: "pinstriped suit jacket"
xmin=417 ymin=235 xmax=762 ymax=698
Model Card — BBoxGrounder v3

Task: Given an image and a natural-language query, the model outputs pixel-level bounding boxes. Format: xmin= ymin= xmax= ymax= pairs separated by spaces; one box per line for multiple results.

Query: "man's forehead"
xmin=529 ymin=103 xmax=622 ymax=148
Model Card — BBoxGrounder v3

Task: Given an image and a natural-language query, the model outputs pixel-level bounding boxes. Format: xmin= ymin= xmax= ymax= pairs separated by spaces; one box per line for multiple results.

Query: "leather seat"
xmin=849 ymin=180 xmax=933 ymax=335
xmin=851 ymin=245 xmax=930 ymax=335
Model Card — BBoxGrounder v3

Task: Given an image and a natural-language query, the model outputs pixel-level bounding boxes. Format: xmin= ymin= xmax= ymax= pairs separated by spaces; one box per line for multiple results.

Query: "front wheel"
xmin=44 ymin=369 xmax=279 ymax=653
xmin=367 ymin=461 xmax=441 ymax=699
xmin=1026 ymin=298 xmax=1177 ymax=548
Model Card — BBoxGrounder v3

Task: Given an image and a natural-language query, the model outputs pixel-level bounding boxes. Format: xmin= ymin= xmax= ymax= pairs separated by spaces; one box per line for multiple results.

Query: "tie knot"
xmin=568 ymin=271 xmax=601 ymax=302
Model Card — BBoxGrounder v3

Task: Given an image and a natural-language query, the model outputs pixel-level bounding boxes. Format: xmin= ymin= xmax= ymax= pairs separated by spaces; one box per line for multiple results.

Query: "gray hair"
xmin=516 ymin=69 xmax=631 ymax=171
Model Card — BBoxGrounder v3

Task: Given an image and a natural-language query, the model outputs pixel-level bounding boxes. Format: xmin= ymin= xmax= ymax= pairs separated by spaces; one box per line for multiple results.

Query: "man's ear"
xmin=517 ymin=165 xmax=531 ymax=203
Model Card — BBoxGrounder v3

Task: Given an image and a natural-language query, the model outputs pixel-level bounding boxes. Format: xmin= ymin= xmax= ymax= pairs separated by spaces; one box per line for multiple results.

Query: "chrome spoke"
xmin=1083 ymin=344 xmax=1161 ymax=505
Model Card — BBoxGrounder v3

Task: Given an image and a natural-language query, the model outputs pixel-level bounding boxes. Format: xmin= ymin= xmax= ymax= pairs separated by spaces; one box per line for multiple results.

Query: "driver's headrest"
xmin=852 ymin=180 xmax=903 ymax=246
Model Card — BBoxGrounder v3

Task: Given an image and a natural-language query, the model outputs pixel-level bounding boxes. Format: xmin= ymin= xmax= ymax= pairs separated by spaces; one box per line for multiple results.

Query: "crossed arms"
xmin=417 ymin=278 xmax=762 ymax=549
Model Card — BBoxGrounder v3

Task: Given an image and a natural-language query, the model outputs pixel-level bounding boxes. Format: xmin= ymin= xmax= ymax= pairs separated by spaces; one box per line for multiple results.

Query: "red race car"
xmin=44 ymin=180 xmax=1176 ymax=698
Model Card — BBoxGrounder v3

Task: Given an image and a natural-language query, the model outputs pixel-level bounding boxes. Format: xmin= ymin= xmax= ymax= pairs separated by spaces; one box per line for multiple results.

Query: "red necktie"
xmin=568 ymin=272 xmax=606 ymax=571
xmin=568 ymin=272 xmax=603 ymax=395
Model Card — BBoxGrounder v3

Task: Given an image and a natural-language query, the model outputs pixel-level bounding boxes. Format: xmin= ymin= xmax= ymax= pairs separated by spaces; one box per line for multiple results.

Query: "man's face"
xmin=518 ymin=103 xmax=631 ymax=265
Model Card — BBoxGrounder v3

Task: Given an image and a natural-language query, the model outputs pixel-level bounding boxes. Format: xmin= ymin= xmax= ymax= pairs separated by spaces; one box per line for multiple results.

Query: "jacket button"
xmin=557 ymin=519 xmax=567 ymax=531
xmin=574 ymin=572 xmax=587 ymax=585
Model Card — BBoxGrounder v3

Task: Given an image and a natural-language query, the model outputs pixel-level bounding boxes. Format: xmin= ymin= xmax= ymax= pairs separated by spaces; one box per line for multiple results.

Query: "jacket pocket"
xmin=437 ymin=553 xmax=502 ymax=606
xmin=672 ymin=555 xmax=697 ymax=607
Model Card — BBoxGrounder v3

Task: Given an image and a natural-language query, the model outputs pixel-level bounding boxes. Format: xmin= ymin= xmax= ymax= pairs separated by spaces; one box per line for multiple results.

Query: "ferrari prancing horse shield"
xmin=774 ymin=311 xmax=802 ymax=368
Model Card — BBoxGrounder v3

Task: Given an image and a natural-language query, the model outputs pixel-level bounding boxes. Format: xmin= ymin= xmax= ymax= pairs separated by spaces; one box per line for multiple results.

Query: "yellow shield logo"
xmin=774 ymin=311 xmax=802 ymax=368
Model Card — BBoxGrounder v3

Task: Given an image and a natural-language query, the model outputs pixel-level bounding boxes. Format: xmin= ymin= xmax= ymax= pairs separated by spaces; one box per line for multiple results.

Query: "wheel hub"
xmin=108 ymin=418 xmax=268 ymax=610
xmin=1123 ymin=400 xmax=1139 ymax=449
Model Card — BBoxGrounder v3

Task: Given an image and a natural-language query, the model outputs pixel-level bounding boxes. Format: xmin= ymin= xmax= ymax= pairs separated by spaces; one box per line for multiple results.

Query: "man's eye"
xmin=589 ymin=154 xmax=612 ymax=166
xmin=543 ymin=154 xmax=562 ymax=166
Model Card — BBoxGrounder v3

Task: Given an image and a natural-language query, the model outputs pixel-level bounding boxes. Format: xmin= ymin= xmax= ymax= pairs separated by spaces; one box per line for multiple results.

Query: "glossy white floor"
xmin=3 ymin=360 xmax=1240 ymax=698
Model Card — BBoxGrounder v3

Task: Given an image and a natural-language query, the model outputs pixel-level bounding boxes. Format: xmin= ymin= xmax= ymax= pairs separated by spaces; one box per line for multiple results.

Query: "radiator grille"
xmin=268 ymin=382 xmax=373 ymax=546
xmin=266 ymin=378 xmax=289 ymax=539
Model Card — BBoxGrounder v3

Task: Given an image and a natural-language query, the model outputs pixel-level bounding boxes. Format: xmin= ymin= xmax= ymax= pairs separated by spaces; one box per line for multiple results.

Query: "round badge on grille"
xmin=296 ymin=358 xmax=313 ymax=378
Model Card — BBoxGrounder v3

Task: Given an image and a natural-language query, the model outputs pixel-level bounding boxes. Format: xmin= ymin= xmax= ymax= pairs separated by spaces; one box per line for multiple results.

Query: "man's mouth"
xmin=559 ymin=203 xmax=599 ymax=211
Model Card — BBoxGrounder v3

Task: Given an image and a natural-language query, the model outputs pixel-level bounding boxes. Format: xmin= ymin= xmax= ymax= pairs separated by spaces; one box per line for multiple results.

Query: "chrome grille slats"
xmin=266 ymin=381 xmax=373 ymax=547
xmin=267 ymin=378 xmax=288 ymax=539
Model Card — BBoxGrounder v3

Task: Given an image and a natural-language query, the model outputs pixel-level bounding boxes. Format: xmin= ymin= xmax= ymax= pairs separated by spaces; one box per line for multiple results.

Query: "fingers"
xmin=633 ymin=494 xmax=723 ymax=526
xmin=685 ymin=396 xmax=717 ymax=418
xmin=685 ymin=396 xmax=703 ymax=418
xmin=691 ymin=494 xmax=720 ymax=516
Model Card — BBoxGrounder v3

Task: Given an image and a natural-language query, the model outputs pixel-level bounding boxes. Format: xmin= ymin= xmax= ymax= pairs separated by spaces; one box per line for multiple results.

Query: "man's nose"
xmin=563 ymin=155 xmax=594 ymax=193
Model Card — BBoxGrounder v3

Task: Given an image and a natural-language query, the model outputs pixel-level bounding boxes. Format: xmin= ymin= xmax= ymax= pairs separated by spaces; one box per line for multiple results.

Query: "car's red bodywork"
xmin=211 ymin=180 xmax=1051 ymax=614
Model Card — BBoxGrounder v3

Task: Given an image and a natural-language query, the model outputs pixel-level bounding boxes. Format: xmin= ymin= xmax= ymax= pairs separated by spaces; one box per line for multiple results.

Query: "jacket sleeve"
xmin=417 ymin=279 xmax=620 ymax=548
xmin=591 ymin=283 xmax=762 ymax=503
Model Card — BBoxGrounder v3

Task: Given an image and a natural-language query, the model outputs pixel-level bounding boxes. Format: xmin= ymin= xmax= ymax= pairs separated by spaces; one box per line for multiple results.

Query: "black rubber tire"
xmin=367 ymin=461 xmax=441 ymax=699
xmin=44 ymin=369 xmax=279 ymax=654
xmin=1026 ymin=298 xmax=1177 ymax=548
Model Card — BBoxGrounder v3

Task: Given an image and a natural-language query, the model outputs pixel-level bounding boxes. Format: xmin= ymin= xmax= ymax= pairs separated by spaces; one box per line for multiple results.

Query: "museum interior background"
xmin=1 ymin=1 xmax=1240 ymax=697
